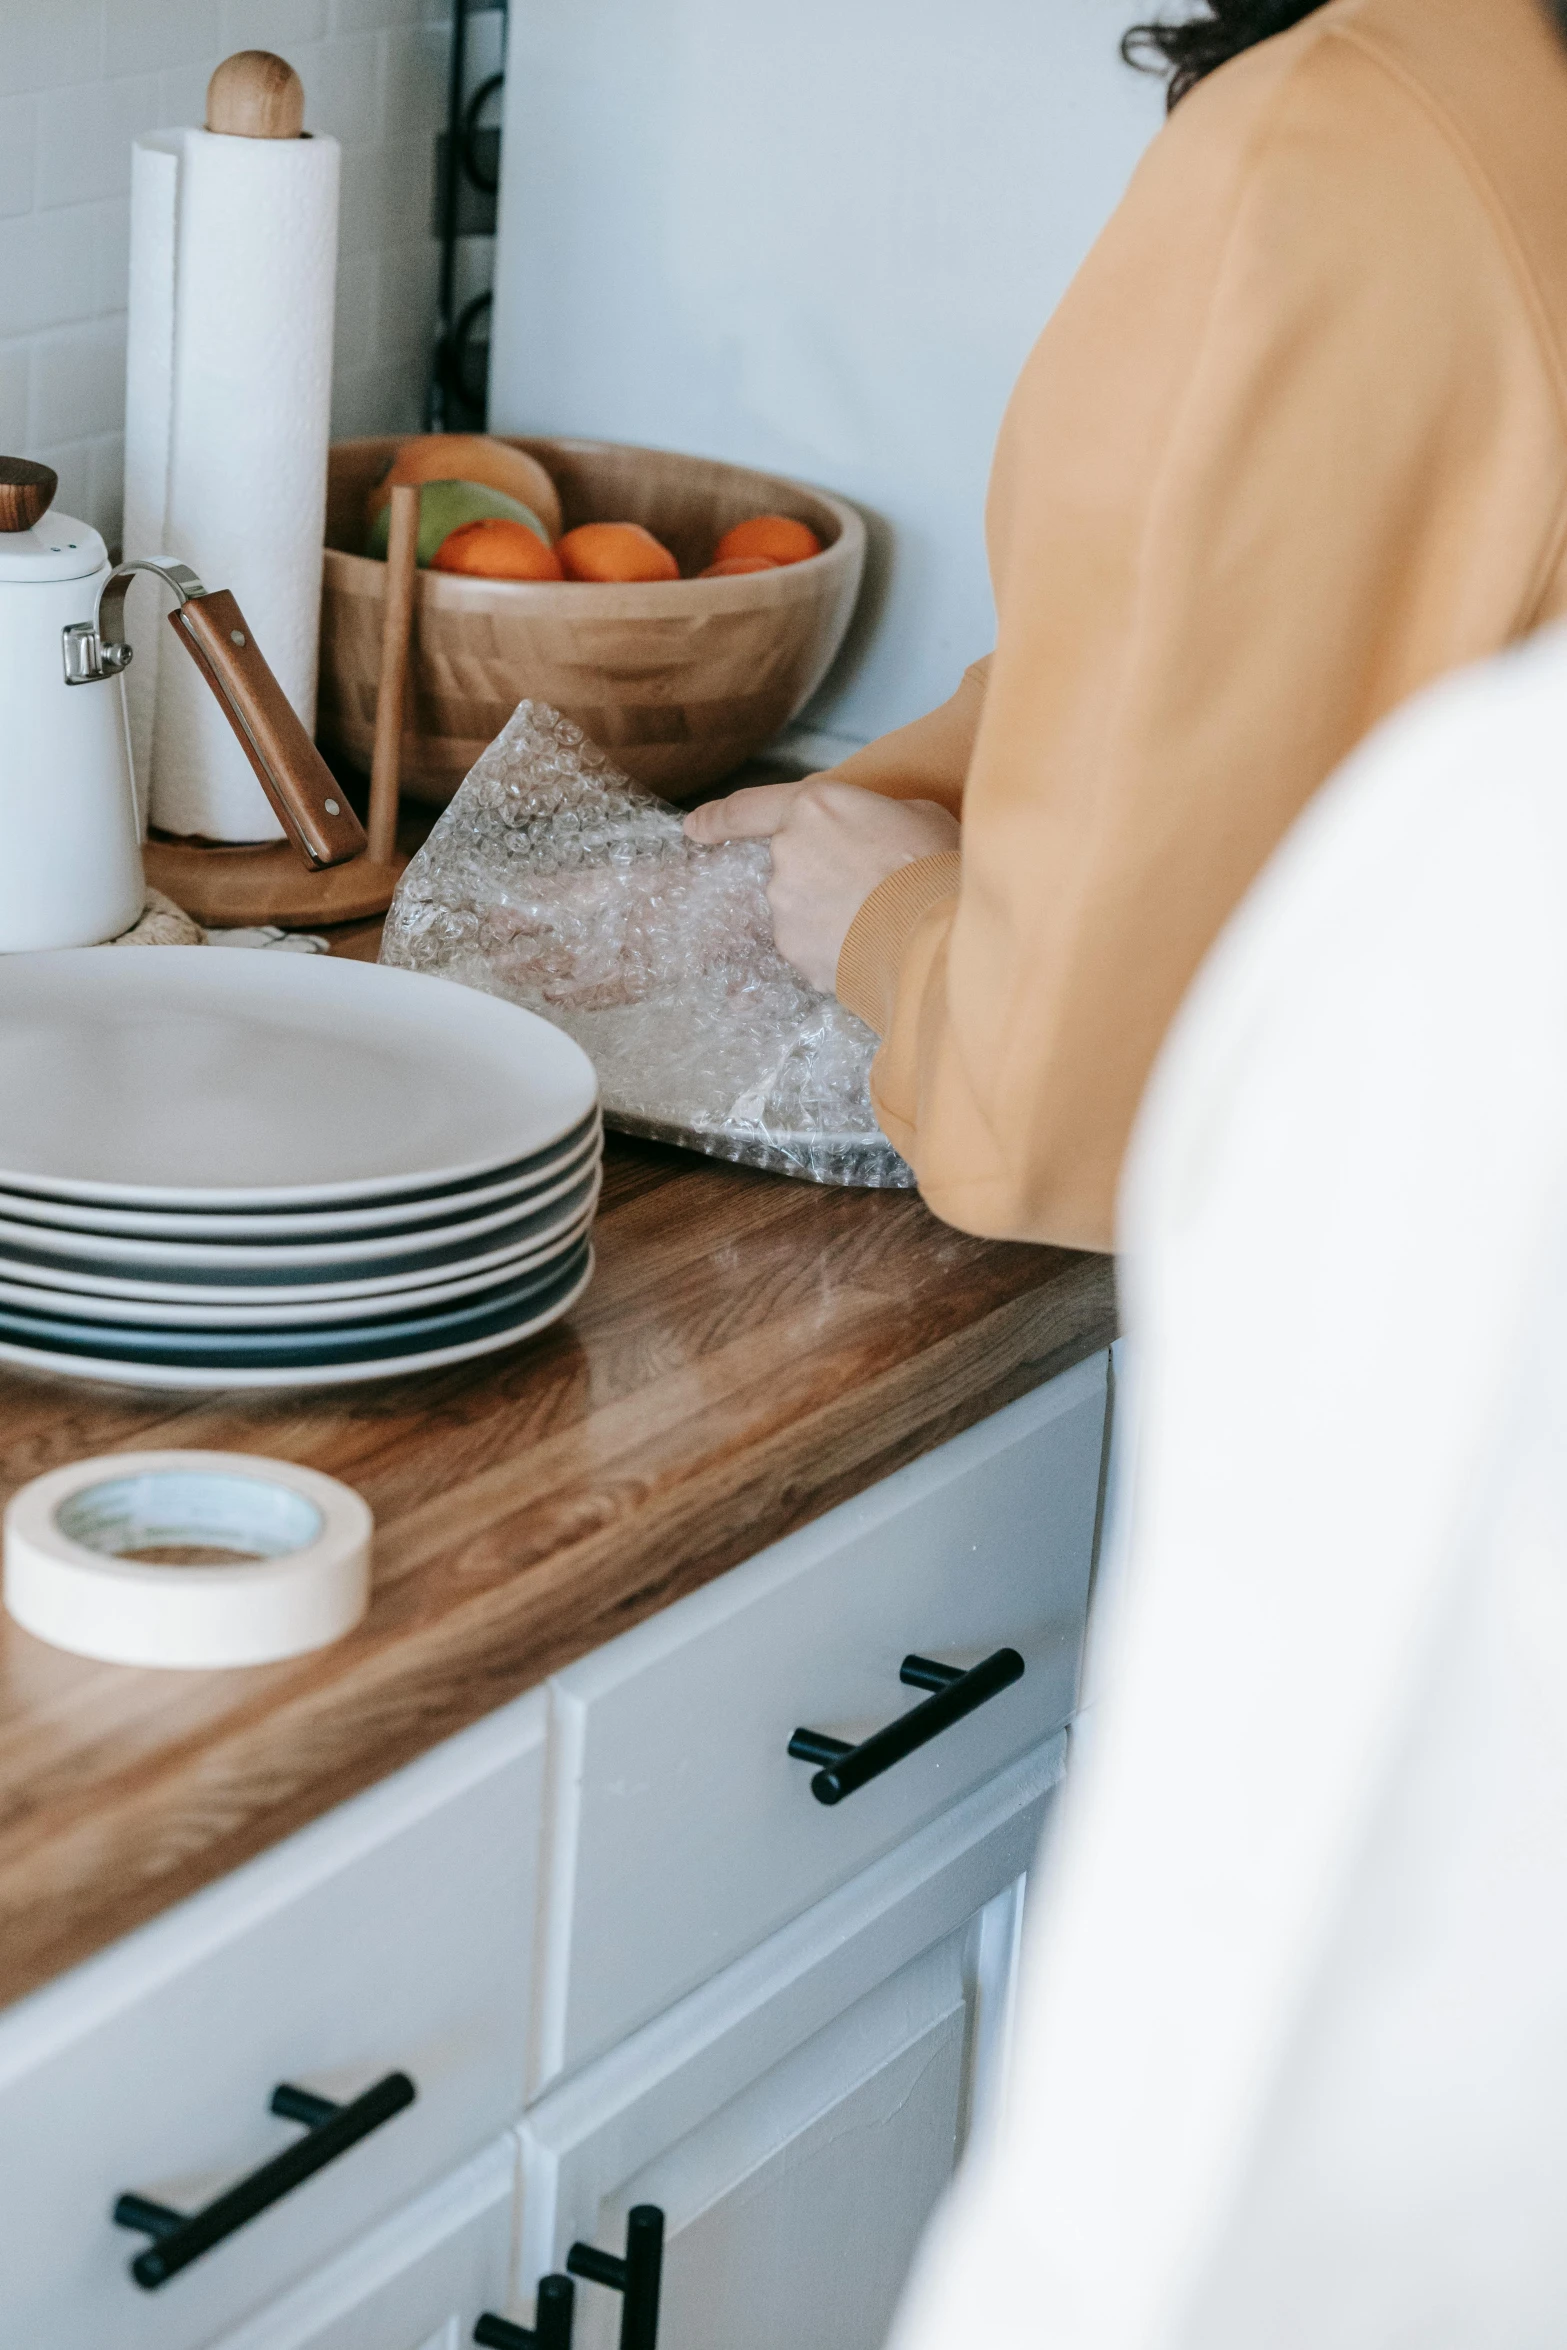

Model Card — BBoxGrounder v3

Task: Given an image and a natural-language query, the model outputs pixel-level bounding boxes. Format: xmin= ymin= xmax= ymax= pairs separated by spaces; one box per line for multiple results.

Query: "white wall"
xmin=0 ymin=0 xmax=451 ymax=553
xmin=490 ymin=0 xmax=1162 ymax=750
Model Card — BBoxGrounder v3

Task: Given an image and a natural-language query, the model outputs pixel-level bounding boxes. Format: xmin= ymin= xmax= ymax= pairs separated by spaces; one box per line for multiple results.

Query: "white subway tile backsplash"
xmin=335 ymin=143 xmax=381 ymax=258
xmin=381 ymin=22 xmax=449 ymax=139
xmin=0 ymin=0 xmax=105 ymax=100
xmin=0 ymin=203 xmax=109 ymax=335
xmin=90 ymin=195 xmax=133 ymax=314
xmin=222 ymin=0 xmax=329 ymax=47
xmin=28 ymin=437 xmax=92 ymax=523
xmin=157 ymin=59 xmax=223 ymax=127
xmin=90 ymin=429 xmax=126 ymax=546
xmin=374 ymin=235 xmax=439 ymax=356
xmin=3 ymin=0 xmax=450 ymax=490
xmin=33 ymin=74 xmax=163 ymax=209
xmin=331 ymin=355 xmax=422 ymax=440
xmin=104 ymin=0 xmax=225 ymax=79
xmin=334 ymin=248 xmax=377 ymax=372
xmin=304 ymin=31 xmax=383 ymax=147
xmin=0 ymin=94 xmax=36 ymax=218
xmin=339 ymin=140 xmax=429 ymax=258
xmin=332 ymin=0 xmax=422 ymax=32
xmin=29 ymin=315 xmax=127 ymax=445
xmin=0 ymin=341 xmax=28 ymax=445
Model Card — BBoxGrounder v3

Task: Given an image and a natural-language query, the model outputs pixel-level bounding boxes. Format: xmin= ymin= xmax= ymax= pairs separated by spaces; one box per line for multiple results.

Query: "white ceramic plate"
xmin=0 ymin=1250 xmax=595 ymax=1392
xmin=0 ymin=1238 xmax=588 ymax=1363
xmin=0 ymin=949 xmax=598 ymax=1207
xmin=0 ymin=1174 xmax=600 ymax=1307
xmin=0 ymin=1207 xmax=595 ymax=1329
xmin=0 ymin=1117 xmax=603 ymax=1242
xmin=0 ymin=1157 xmax=600 ymax=1277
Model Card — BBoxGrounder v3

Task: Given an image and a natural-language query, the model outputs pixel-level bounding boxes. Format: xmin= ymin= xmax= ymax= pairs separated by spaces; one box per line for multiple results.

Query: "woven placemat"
xmin=110 ymin=889 xmax=205 ymax=947
xmin=107 ymin=892 xmax=330 ymax=954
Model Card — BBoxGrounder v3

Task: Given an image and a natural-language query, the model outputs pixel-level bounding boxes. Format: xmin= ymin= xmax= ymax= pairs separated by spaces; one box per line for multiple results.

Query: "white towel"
xmin=890 ymin=621 xmax=1567 ymax=2350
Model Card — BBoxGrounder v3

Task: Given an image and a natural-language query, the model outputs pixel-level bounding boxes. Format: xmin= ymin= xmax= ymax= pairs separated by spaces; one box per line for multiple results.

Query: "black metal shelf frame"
xmin=431 ymin=0 xmax=508 ymax=429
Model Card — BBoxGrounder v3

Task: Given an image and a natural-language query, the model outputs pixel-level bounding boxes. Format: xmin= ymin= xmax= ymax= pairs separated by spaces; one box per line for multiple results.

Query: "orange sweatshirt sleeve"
xmin=827 ymin=658 xmax=991 ymax=817
xmin=837 ymin=8 xmax=1567 ymax=1252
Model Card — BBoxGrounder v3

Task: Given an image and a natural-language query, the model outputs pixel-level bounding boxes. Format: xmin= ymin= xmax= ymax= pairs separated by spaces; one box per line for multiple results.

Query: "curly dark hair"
xmin=1127 ymin=0 xmax=1567 ymax=107
xmin=1123 ymin=0 xmax=1334 ymax=108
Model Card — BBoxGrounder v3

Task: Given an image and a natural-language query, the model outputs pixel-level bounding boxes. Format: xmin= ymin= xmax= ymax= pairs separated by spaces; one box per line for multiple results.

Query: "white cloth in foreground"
xmin=888 ymin=622 xmax=1567 ymax=2350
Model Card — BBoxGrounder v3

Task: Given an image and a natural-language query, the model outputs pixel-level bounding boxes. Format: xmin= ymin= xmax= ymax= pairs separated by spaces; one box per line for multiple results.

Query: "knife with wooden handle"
xmin=169 ymin=590 xmax=367 ymax=868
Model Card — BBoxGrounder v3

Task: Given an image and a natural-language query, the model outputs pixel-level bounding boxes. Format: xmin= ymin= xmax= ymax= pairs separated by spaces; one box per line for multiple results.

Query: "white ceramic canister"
xmin=0 ymin=511 xmax=145 ymax=950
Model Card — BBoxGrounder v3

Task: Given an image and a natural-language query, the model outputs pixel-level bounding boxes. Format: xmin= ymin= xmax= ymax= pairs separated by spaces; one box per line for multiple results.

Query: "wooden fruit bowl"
xmin=318 ymin=436 xmax=866 ymax=803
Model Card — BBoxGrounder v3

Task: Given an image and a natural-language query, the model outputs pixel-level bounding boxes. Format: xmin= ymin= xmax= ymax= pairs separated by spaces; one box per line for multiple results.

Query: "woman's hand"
xmin=684 ymin=778 xmax=960 ymax=993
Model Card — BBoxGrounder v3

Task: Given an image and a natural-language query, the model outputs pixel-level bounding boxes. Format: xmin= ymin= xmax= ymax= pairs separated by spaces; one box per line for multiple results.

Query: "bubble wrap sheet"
xmin=380 ymin=704 xmax=915 ymax=1187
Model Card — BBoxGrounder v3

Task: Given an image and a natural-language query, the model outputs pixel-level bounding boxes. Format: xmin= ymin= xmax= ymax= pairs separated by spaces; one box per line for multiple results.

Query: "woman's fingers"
xmin=684 ymin=775 xmax=960 ymax=996
xmin=682 ymin=778 xmax=813 ymax=843
xmin=765 ymin=784 xmax=962 ymax=995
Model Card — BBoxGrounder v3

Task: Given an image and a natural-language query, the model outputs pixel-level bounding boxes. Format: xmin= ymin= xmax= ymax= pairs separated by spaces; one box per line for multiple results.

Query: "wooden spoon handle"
xmin=169 ymin=592 xmax=367 ymax=868
xmin=367 ymin=481 xmax=419 ymax=865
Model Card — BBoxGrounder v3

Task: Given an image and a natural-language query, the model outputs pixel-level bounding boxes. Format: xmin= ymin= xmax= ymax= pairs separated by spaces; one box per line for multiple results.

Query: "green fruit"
xmin=365 ymin=480 xmax=551 ymax=566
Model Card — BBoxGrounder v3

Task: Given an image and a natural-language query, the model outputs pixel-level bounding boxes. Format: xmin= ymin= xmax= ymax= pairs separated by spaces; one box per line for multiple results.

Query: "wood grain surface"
xmin=367 ymin=483 xmax=419 ymax=863
xmin=205 ymin=50 xmax=306 ymax=140
xmin=173 ymin=591 xmax=368 ymax=868
xmin=0 ymin=1137 xmax=1114 ymax=2011
xmin=0 ymin=456 xmax=57 ymax=535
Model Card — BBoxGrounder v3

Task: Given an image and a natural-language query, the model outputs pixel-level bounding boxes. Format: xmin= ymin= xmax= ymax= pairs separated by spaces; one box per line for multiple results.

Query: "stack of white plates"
xmin=0 ymin=949 xmax=601 ymax=1390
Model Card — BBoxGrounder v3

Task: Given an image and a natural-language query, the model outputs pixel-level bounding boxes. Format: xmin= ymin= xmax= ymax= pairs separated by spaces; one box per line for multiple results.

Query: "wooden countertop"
xmin=0 ymin=1131 xmax=1114 ymax=2014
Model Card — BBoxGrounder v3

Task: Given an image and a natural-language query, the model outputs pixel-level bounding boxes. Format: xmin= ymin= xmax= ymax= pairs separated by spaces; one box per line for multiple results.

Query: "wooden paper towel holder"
xmin=141 ymin=51 xmax=408 ymax=931
xmin=140 ymin=831 xmax=406 ymax=930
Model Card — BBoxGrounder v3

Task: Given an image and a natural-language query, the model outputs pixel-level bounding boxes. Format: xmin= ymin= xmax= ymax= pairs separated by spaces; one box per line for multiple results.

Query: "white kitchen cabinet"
xmin=610 ymin=1931 xmax=969 ymax=2350
xmin=211 ymin=2139 xmax=517 ymax=2350
xmin=533 ymin=1358 xmax=1107 ymax=2091
xmin=0 ymin=1694 xmax=545 ymax=2350
xmin=1078 ymin=1335 xmax=1130 ymax=1742
xmin=0 ymin=1349 xmax=1108 ymax=2350
xmin=518 ymin=1737 xmax=1063 ymax=2350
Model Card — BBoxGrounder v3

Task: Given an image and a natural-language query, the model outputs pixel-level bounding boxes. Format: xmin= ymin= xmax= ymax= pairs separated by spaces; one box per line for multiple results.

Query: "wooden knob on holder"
xmin=0 ymin=457 xmax=58 ymax=534
xmin=206 ymin=51 xmax=305 ymax=140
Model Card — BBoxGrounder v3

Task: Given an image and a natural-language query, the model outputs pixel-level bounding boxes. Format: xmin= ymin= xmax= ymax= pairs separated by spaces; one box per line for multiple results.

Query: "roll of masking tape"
xmin=3 ymin=1450 xmax=372 ymax=1669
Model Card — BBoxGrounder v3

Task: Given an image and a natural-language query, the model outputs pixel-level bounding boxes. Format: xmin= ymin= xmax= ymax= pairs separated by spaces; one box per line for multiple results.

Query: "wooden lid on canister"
xmin=0 ymin=457 xmax=57 ymax=533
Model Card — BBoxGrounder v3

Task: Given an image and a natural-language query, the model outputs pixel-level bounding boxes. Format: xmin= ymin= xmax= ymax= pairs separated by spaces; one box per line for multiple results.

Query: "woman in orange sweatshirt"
xmin=686 ymin=0 xmax=1567 ymax=1254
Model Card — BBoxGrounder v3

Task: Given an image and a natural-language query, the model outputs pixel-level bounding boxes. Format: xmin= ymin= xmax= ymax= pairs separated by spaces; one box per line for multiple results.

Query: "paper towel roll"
xmin=124 ymin=127 xmax=339 ymax=842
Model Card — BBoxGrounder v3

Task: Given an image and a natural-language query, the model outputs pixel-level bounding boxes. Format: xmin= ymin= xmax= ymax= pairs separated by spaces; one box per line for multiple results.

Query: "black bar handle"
xmin=568 ymin=2204 xmax=664 ymax=2350
xmin=476 ymin=2275 xmax=576 ymax=2350
xmin=788 ymin=1649 xmax=1025 ymax=1806
xmin=113 ymin=2070 xmax=416 ymax=2290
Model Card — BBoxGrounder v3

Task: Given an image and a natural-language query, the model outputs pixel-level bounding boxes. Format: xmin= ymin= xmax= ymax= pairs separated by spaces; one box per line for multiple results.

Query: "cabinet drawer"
xmin=212 ymin=2138 xmax=516 ymax=2350
xmin=521 ymin=1739 xmax=1064 ymax=2350
xmin=534 ymin=1358 xmax=1106 ymax=2088
xmin=0 ymin=1694 xmax=545 ymax=2350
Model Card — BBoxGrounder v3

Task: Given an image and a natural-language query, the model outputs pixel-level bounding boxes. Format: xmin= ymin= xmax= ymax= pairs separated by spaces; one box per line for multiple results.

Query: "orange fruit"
xmin=713 ymin=514 xmax=821 ymax=568
xmin=431 ymin=518 xmax=565 ymax=580
xmin=558 ymin=522 xmax=680 ymax=583
xmin=699 ymin=554 xmax=780 ymax=578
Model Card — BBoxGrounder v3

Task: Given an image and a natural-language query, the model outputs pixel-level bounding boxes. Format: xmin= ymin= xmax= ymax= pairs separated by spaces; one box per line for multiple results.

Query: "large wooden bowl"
xmin=317 ymin=436 xmax=865 ymax=803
